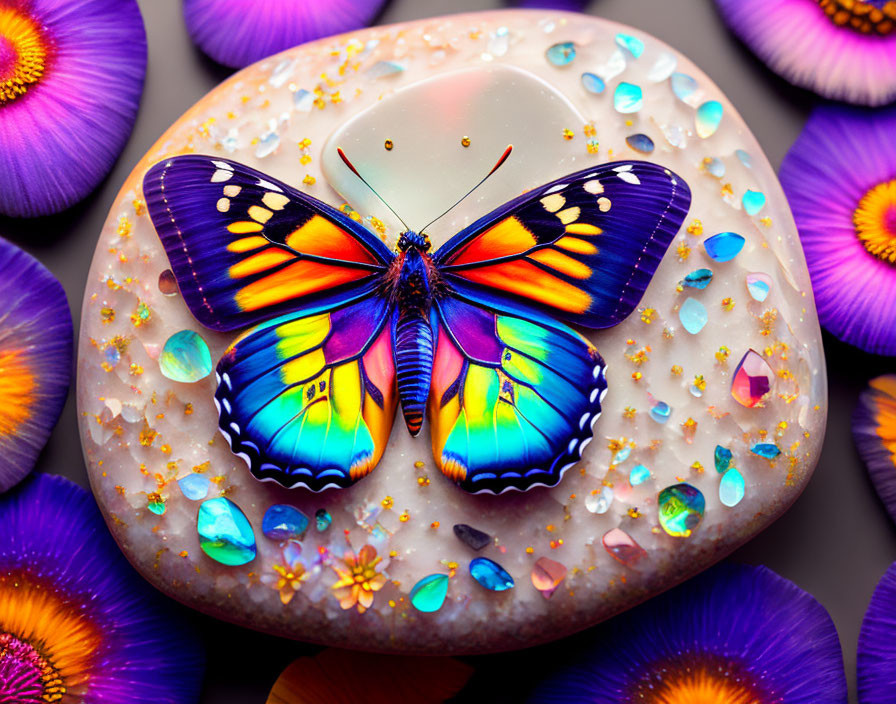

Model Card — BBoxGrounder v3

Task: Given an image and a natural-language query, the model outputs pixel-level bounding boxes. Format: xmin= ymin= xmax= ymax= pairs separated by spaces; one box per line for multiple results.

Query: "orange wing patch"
xmin=235 ymin=260 xmax=370 ymax=312
xmin=286 ymin=215 xmax=380 ymax=264
xmin=448 ymin=217 xmax=537 ymax=266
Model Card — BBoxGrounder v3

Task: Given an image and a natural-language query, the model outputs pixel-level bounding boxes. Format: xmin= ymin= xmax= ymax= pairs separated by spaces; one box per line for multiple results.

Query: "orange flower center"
xmin=0 ymin=6 xmax=48 ymax=105
xmin=626 ymin=656 xmax=772 ymax=704
xmin=0 ymin=349 xmax=35 ymax=435
xmin=855 ymin=179 xmax=896 ymax=265
xmin=817 ymin=0 xmax=896 ymax=34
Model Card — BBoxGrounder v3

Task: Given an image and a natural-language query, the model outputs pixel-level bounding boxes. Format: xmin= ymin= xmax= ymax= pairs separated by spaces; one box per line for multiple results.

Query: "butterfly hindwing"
xmin=429 ymin=296 xmax=607 ymax=494
xmin=143 ymin=155 xmax=394 ymax=332
xmin=435 ymin=160 xmax=690 ymax=329
xmin=216 ymin=295 xmax=397 ymax=491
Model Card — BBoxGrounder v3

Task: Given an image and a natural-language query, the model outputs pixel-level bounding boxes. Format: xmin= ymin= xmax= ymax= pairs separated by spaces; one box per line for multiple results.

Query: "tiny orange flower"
xmin=273 ymin=562 xmax=308 ymax=605
xmin=331 ymin=544 xmax=388 ymax=614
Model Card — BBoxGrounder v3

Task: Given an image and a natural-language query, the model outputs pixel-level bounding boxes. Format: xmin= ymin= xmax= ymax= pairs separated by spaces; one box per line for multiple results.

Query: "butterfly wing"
xmin=429 ymin=296 xmax=606 ymax=494
xmin=143 ymin=155 xmax=394 ymax=332
xmin=216 ymin=295 xmax=397 ymax=491
xmin=434 ymin=161 xmax=690 ymax=329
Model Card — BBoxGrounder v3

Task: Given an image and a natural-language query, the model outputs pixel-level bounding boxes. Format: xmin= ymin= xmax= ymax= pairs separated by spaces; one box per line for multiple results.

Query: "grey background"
xmin=3 ymin=0 xmax=893 ymax=701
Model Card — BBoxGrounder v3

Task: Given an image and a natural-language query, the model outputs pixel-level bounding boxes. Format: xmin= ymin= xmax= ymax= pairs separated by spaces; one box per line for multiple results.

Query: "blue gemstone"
xmin=679 ymin=297 xmax=708 ymax=334
xmin=695 ymin=100 xmax=723 ymax=138
xmin=630 ymin=464 xmax=650 ymax=486
xmin=704 ymin=157 xmax=725 ymax=178
xmin=670 ymin=72 xmax=697 ymax=101
xmin=736 ymin=149 xmax=753 ymax=168
xmin=178 ymin=473 xmax=210 ymax=501
xmin=410 ymin=574 xmax=450 ymax=612
xmin=262 ymin=504 xmax=309 ymax=541
xmin=615 ymin=32 xmax=644 ymax=58
xmin=470 ymin=557 xmax=514 ymax=591
xmin=546 ymin=41 xmax=576 ymax=66
xmin=625 ymin=133 xmax=654 ymax=153
xmin=649 ymin=401 xmax=672 ymax=424
xmin=703 ymin=232 xmax=745 ymax=262
xmin=683 ymin=268 xmax=713 ymax=289
xmin=197 ymin=497 xmax=257 ymax=566
xmin=719 ymin=468 xmax=746 ymax=507
xmin=581 ymin=72 xmax=605 ymax=94
xmin=614 ymin=82 xmax=643 ymax=113
xmin=751 ymin=443 xmax=781 ymax=459
xmin=714 ymin=445 xmax=733 ymax=473
xmin=315 ymin=508 xmax=332 ymax=532
xmin=614 ymin=445 xmax=632 ymax=463
xmin=742 ymin=189 xmax=766 ymax=215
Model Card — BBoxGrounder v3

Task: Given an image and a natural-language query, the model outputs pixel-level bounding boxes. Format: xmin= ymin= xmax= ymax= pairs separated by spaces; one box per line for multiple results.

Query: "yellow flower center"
xmin=0 ymin=6 xmax=48 ymax=105
xmin=817 ymin=0 xmax=896 ymax=34
xmin=627 ymin=655 xmax=771 ymax=704
xmin=855 ymin=179 xmax=896 ymax=264
xmin=0 ymin=349 xmax=35 ymax=436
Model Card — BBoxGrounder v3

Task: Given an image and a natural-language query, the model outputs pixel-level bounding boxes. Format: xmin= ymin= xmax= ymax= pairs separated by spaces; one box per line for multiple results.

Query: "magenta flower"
xmin=716 ymin=0 xmax=896 ymax=106
xmin=779 ymin=104 xmax=896 ymax=355
xmin=183 ymin=0 xmax=388 ymax=69
xmin=0 ymin=0 xmax=147 ymax=217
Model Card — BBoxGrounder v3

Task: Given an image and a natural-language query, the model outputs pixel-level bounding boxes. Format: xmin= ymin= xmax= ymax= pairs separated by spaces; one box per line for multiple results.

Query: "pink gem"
xmin=602 ymin=528 xmax=647 ymax=567
xmin=531 ymin=557 xmax=567 ymax=599
xmin=731 ymin=349 xmax=773 ymax=408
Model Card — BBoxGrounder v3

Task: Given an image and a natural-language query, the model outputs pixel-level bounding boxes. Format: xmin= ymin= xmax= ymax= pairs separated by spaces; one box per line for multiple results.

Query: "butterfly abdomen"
xmin=394 ymin=311 xmax=433 ymax=436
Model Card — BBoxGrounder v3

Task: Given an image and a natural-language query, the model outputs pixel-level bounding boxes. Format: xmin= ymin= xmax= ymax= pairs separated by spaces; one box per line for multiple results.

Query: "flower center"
xmin=0 ymin=632 xmax=65 ymax=704
xmin=626 ymin=654 xmax=773 ymax=704
xmin=817 ymin=0 xmax=896 ymax=34
xmin=855 ymin=179 xmax=896 ymax=265
xmin=0 ymin=6 xmax=48 ymax=105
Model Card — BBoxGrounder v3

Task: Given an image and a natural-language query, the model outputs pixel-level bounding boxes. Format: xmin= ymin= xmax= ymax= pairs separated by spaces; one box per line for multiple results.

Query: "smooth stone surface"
xmin=78 ymin=10 xmax=827 ymax=654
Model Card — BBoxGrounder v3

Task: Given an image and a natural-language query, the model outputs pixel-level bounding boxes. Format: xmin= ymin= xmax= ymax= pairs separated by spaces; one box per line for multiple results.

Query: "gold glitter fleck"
xmin=384 ymin=139 xmax=394 ymax=150
xmin=671 ymin=365 xmax=683 ymax=375
xmin=302 ymin=175 xmax=316 ymax=186
xmin=461 ymin=136 xmax=471 ymax=147
xmin=686 ymin=219 xmax=703 ymax=236
xmin=562 ymin=128 xmax=574 ymax=140
xmin=381 ymin=496 xmax=394 ymax=510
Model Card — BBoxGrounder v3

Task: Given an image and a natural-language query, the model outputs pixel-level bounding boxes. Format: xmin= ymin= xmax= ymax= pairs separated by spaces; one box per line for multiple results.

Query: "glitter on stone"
xmin=647 ymin=52 xmax=677 ymax=81
xmin=262 ymin=504 xmax=310 ymax=541
xmin=585 ymin=486 xmax=613 ymax=514
xmin=683 ymin=268 xmax=713 ymax=289
xmin=293 ymin=88 xmax=314 ymax=112
xmin=703 ymin=232 xmax=745 ymax=262
xmin=197 ymin=497 xmax=257 ymax=566
xmin=657 ymin=484 xmax=705 ymax=538
xmin=751 ymin=443 xmax=782 ymax=459
xmin=615 ymin=33 xmax=644 ymax=58
xmin=715 ymin=445 xmax=733 ymax=474
xmin=314 ymin=508 xmax=332 ymax=532
xmin=625 ymin=133 xmax=654 ymax=153
xmin=731 ymin=349 xmax=774 ymax=408
xmin=719 ymin=468 xmax=746 ymax=507
xmin=453 ymin=523 xmax=491 ymax=551
xmin=178 ymin=473 xmax=210 ymax=500
xmin=705 ymin=157 xmax=725 ymax=178
xmin=410 ymin=573 xmax=450 ymax=612
xmin=602 ymin=527 xmax=647 ymax=567
xmin=159 ymin=330 xmax=212 ymax=383
xmin=545 ymin=41 xmax=576 ymax=66
xmin=614 ymin=82 xmax=643 ymax=113
xmin=695 ymin=100 xmax=723 ymax=138
xmin=581 ymin=72 xmax=605 ymax=94
xmin=649 ymin=401 xmax=672 ymax=424
xmin=746 ymin=273 xmax=772 ymax=302
xmin=470 ymin=557 xmax=514 ymax=591
xmin=670 ymin=72 xmax=697 ymax=101
xmin=531 ymin=557 xmax=567 ymax=599
xmin=630 ymin=464 xmax=650 ymax=486
xmin=679 ymin=297 xmax=708 ymax=334
xmin=255 ymin=131 xmax=280 ymax=159
xmin=742 ymin=189 xmax=767 ymax=215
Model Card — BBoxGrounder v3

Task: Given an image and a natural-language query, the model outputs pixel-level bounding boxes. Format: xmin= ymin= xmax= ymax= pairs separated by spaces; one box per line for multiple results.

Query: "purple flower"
xmin=0 ymin=473 xmax=203 ymax=703
xmin=716 ymin=0 xmax=896 ymax=106
xmin=0 ymin=0 xmax=147 ymax=217
xmin=528 ymin=563 xmax=846 ymax=703
xmin=859 ymin=561 xmax=896 ymax=701
xmin=780 ymin=104 xmax=896 ymax=356
xmin=183 ymin=0 xmax=387 ymax=69
xmin=0 ymin=237 xmax=71 ymax=492
xmin=853 ymin=375 xmax=896 ymax=523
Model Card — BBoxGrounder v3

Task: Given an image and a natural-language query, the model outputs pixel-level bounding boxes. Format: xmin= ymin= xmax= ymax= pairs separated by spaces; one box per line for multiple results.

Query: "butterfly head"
xmin=397 ymin=231 xmax=431 ymax=253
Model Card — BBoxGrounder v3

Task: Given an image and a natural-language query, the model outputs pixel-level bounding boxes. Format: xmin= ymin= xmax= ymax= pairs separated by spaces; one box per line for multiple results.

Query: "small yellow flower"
xmin=273 ymin=562 xmax=308 ymax=605
xmin=331 ymin=545 xmax=388 ymax=614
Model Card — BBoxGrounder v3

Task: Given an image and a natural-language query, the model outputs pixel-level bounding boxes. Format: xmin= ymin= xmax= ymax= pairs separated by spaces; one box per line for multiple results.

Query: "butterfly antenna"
xmin=418 ymin=144 xmax=513 ymax=233
xmin=337 ymin=147 xmax=411 ymax=232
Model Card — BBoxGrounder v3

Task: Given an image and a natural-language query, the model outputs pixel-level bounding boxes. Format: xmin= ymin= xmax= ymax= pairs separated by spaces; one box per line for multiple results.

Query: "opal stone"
xmin=695 ymin=100 xmax=723 ymax=138
xmin=470 ymin=558 xmax=514 ymax=592
xmin=197 ymin=497 xmax=257 ymax=566
xmin=719 ymin=468 xmax=746 ymax=507
xmin=158 ymin=330 xmax=212 ymax=383
xmin=262 ymin=505 xmax=309 ymax=541
xmin=410 ymin=574 xmax=450 ymax=613
xmin=77 ymin=10 xmax=827 ymax=654
xmin=614 ymin=81 xmax=643 ymax=113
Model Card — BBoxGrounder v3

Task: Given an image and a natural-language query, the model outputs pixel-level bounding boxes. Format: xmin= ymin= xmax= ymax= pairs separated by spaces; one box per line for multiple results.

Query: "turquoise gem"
xmin=751 ymin=443 xmax=781 ymax=459
xmin=197 ymin=497 xmax=256 ymax=566
xmin=719 ymin=468 xmax=746 ymax=507
xmin=670 ymin=72 xmax=697 ymax=101
xmin=679 ymin=297 xmax=707 ymax=334
xmin=625 ymin=133 xmax=654 ymax=153
xmin=683 ymin=268 xmax=713 ymax=289
xmin=410 ymin=574 xmax=449 ymax=612
xmin=470 ymin=557 xmax=514 ymax=591
xmin=614 ymin=445 xmax=632 ymax=462
xmin=742 ymin=189 xmax=766 ymax=215
xmin=629 ymin=464 xmax=650 ymax=486
xmin=545 ymin=41 xmax=576 ymax=66
xmin=262 ymin=504 xmax=309 ymax=541
xmin=178 ymin=473 xmax=209 ymax=501
xmin=159 ymin=330 xmax=212 ymax=383
xmin=148 ymin=500 xmax=166 ymax=515
xmin=695 ymin=100 xmax=723 ymax=138
xmin=736 ymin=149 xmax=753 ymax=168
xmin=315 ymin=508 xmax=332 ymax=532
xmin=614 ymin=82 xmax=643 ymax=113
xmin=581 ymin=72 xmax=605 ymax=94
xmin=703 ymin=232 xmax=745 ymax=262
xmin=705 ymin=157 xmax=725 ymax=178
xmin=615 ymin=33 xmax=644 ymax=58
xmin=649 ymin=401 xmax=672 ymax=424
xmin=746 ymin=273 xmax=772 ymax=302
xmin=657 ymin=484 xmax=705 ymax=537
xmin=714 ymin=445 xmax=733 ymax=473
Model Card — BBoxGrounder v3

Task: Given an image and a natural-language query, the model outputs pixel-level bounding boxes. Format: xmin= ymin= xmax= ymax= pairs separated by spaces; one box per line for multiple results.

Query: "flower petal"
xmin=854 ymin=375 xmax=896 ymax=524
xmin=858 ymin=561 xmax=896 ymax=702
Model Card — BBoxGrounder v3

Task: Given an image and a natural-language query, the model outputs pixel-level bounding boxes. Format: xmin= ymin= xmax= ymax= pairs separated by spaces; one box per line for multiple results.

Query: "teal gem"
xmin=751 ymin=443 xmax=781 ymax=459
xmin=629 ymin=464 xmax=650 ymax=486
xmin=703 ymin=232 xmax=745 ymax=262
xmin=410 ymin=574 xmax=450 ymax=612
xmin=159 ymin=330 xmax=212 ymax=383
xmin=679 ymin=297 xmax=708 ymax=334
xmin=546 ymin=41 xmax=576 ymax=66
xmin=581 ymin=72 xmax=605 ymax=94
xmin=615 ymin=32 xmax=644 ymax=58
xmin=262 ymin=504 xmax=309 ymax=541
xmin=705 ymin=157 xmax=725 ymax=178
xmin=670 ymin=72 xmax=697 ymax=101
xmin=719 ymin=468 xmax=746 ymax=507
xmin=657 ymin=484 xmax=705 ymax=538
xmin=736 ymin=149 xmax=753 ymax=168
xmin=148 ymin=500 xmax=166 ymax=516
xmin=470 ymin=557 xmax=514 ymax=591
xmin=746 ymin=273 xmax=772 ymax=302
xmin=625 ymin=133 xmax=654 ymax=153
xmin=614 ymin=82 xmax=643 ymax=113
xmin=649 ymin=401 xmax=672 ymax=424
xmin=614 ymin=445 xmax=632 ymax=462
xmin=742 ymin=189 xmax=766 ymax=215
xmin=714 ymin=445 xmax=733 ymax=473
xmin=178 ymin=473 xmax=210 ymax=501
xmin=197 ymin=497 xmax=257 ymax=566
xmin=695 ymin=100 xmax=723 ymax=138
xmin=683 ymin=268 xmax=713 ymax=289
xmin=315 ymin=508 xmax=332 ymax=531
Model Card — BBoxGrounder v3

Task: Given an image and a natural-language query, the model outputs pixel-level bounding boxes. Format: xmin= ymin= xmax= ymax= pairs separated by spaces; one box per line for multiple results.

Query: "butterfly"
xmin=142 ymin=149 xmax=690 ymax=494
